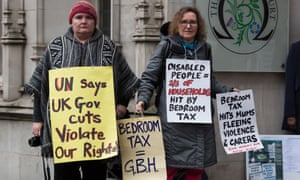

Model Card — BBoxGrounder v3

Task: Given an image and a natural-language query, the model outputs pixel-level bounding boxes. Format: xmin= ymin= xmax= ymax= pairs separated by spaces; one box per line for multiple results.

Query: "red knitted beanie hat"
xmin=68 ymin=0 xmax=97 ymax=24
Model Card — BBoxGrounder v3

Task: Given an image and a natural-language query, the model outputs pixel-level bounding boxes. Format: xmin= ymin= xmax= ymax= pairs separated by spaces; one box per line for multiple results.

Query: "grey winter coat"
xmin=137 ymin=35 xmax=232 ymax=168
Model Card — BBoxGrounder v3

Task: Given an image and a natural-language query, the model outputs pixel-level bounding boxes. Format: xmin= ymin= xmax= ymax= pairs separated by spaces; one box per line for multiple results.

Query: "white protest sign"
xmin=166 ymin=58 xmax=211 ymax=123
xmin=216 ymin=89 xmax=263 ymax=154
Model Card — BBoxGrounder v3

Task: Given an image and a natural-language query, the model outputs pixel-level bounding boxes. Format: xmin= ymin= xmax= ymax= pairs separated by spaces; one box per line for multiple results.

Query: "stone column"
xmin=132 ymin=0 xmax=164 ymax=77
xmin=30 ymin=0 xmax=46 ymax=62
xmin=132 ymin=0 xmax=164 ymax=112
xmin=1 ymin=0 xmax=26 ymax=101
xmin=111 ymin=0 xmax=121 ymax=45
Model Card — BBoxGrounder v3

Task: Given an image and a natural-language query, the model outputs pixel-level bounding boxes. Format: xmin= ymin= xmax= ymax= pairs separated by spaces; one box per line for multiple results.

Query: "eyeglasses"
xmin=180 ymin=20 xmax=198 ymax=27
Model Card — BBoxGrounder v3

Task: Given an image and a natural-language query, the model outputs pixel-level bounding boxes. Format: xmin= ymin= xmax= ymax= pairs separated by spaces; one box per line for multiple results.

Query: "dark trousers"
xmin=54 ymin=160 xmax=107 ymax=180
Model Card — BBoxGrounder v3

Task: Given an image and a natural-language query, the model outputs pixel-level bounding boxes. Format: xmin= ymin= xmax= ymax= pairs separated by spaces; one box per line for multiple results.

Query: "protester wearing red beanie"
xmin=68 ymin=0 xmax=97 ymax=24
xmin=26 ymin=0 xmax=139 ymax=180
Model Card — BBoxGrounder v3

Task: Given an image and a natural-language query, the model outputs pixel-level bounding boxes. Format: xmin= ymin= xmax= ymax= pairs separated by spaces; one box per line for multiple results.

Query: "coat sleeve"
xmin=284 ymin=43 xmax=298 ymax=117
xmin=24 ymin=49 xmax=50 ymax=123
xmin=113 ymin=46 xmax=140 ymax=106
xmin=137 ymin=40 xmax=169 ymax=109
xmin=24 ymin=50 xmax=49 ymax=96
xmin=282 ymin=42 xmax=300 ymax=131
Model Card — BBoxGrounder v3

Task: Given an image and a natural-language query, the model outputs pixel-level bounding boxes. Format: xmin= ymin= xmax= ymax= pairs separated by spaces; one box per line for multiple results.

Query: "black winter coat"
xmin=282 ymin=41 xmax=300 ymax=133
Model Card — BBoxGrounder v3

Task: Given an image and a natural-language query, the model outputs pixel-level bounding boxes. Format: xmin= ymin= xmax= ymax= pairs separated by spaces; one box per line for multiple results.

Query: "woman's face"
xmin=178 ymin=12 xmax=198 ymax=42
xmin=71 ymin=13 xmax=95 ymax=40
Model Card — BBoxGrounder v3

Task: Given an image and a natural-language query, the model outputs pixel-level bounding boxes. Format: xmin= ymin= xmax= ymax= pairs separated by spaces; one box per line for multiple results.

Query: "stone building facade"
xmin=1 ymin=0 xmax=300 ymax=179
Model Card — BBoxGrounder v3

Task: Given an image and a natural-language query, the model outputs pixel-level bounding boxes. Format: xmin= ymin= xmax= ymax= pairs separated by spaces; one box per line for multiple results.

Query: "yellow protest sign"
xmin=49 ymin=66 xmax=118 ymax=164
xmin=117 ymin=116 xmax=167 ymax=180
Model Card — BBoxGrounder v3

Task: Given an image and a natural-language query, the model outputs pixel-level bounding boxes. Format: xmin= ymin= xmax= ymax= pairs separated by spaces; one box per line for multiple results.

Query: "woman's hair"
xmin=169 ymin=6 xmax=207 ymax=41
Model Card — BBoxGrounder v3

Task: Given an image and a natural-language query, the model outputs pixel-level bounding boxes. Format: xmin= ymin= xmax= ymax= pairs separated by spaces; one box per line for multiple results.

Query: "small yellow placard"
xmin=117 ymin=116 xmax=166 ymax=180
xmin=49 ymin=66 xmax=118 ymax=164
